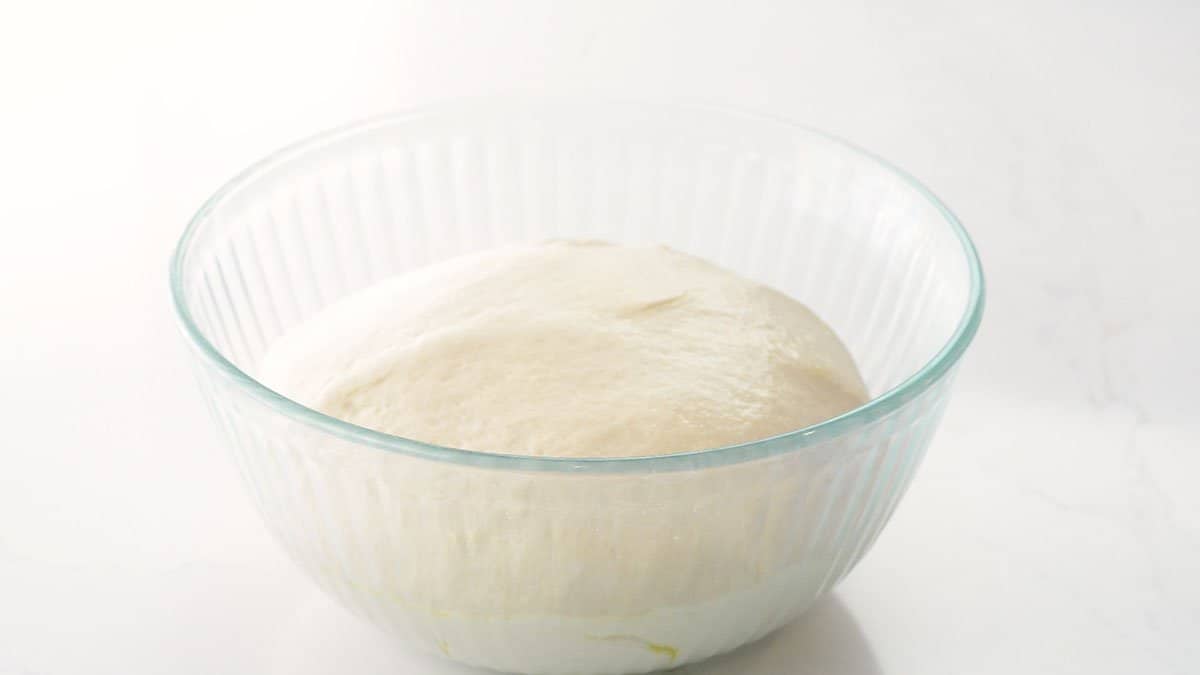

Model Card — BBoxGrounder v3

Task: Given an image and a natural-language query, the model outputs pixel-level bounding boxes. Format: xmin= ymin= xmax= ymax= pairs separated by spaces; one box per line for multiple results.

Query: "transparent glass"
xmin=171 ymin=99 xmax=983 ymax=675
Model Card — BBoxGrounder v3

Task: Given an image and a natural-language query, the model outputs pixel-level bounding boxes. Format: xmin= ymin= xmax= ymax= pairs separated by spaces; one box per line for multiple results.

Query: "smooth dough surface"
xmin=260 ymin=240 xmax=867 ymax=458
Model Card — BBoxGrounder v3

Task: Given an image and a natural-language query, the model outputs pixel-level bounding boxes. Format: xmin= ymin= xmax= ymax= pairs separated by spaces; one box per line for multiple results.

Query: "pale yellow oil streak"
xmin=585 ymin=634 xmax=679 ymax=666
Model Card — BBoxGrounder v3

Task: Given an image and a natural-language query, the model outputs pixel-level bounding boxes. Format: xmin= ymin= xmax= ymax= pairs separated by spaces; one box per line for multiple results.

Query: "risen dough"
xmin=261 ymin=241 xmax=866 ymax=457
xmin=254 ymin=241 xmax=873 ymax=672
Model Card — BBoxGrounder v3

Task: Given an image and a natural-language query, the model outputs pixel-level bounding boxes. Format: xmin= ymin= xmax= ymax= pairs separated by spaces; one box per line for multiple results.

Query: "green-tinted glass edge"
xmin=168 ymin=97 xmax=985 ymax=474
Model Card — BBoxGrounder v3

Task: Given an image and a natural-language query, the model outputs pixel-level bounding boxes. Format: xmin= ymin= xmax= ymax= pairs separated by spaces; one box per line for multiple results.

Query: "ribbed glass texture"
xmin=172 ymin=99 xmax=983 ymax=675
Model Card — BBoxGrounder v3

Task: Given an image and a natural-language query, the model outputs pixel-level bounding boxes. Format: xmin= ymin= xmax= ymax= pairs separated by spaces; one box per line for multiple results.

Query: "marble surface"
xmin=2 ymin=1 xmax=1198 ymax=673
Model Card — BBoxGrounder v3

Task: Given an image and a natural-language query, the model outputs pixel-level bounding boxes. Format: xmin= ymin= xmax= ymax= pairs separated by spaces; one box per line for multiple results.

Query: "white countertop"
xmin=2 ymin=1 xmax=1198 ymax=673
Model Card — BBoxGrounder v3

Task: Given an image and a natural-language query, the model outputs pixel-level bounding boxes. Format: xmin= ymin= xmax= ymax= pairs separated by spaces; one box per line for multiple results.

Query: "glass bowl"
xmin=170 ymin=98 xmax=983 ymax=675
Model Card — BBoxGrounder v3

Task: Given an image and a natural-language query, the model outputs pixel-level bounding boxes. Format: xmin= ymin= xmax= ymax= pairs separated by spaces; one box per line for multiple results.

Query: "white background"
xmin=2 ymin=1 xmax=1198 ymax=673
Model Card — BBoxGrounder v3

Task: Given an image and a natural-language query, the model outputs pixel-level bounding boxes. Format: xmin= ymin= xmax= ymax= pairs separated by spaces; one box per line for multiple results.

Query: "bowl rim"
xmin=169 ymin=97 xmax=985 ymax=473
